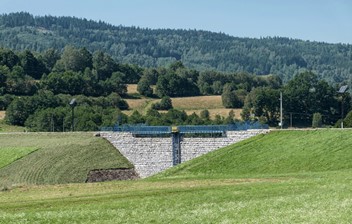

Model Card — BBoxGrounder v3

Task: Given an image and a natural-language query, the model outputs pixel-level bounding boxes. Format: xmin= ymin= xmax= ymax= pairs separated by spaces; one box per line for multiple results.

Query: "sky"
xmin=1 ymin=0 xmax=352 ymax=44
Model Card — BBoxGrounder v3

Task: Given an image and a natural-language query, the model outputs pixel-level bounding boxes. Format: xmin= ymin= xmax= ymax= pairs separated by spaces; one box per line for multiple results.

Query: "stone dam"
xmin=101 ymin=129 xmax=269 ymax=178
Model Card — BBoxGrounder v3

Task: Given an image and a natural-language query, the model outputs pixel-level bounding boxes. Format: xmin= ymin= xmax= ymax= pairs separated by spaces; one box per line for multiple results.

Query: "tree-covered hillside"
xmin=1 ymin=12 xmax=352 ymax=84
xmin=0 ymin=44 xmax=349 ymax=129
xmin=0 ymin=45 xmax=282 ymax=130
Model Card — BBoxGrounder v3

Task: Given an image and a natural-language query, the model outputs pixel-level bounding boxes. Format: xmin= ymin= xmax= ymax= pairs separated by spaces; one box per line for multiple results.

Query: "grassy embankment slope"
xmin=1 ymin=129 xmax=352 ymax=223
xmin=0 ymin=133 xmax=133 ymax=187
xmin=124 ymin=84 xmax=242 ymax=119
xmin=155 ymin=129 xmax=352 ymax=179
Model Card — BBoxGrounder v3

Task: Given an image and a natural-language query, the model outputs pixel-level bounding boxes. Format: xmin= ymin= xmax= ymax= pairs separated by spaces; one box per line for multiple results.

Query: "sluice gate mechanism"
xmin=101 ymin=122 xmax=268 ymax=166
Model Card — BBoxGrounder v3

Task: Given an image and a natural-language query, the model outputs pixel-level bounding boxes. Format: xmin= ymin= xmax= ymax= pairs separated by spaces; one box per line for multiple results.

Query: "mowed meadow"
xmin=0 ymin=133 xmax=133 ymax=187
xmin=124 ymin=84 xmax=242 ymax=119
xmin=1 ymin=130 xmax=352 ymax=223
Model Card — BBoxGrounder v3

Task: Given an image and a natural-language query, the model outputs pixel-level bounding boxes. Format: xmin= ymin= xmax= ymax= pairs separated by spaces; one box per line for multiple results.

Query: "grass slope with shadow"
xmin=0 ymin=133 xmax=133 ymax=187
xmin=153 ymin=129 xmax=352 ymax=179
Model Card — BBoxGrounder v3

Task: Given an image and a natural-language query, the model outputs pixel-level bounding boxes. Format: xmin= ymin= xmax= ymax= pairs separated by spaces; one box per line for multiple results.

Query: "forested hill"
xmin=1 ymin=12 xmax=352 ymax=83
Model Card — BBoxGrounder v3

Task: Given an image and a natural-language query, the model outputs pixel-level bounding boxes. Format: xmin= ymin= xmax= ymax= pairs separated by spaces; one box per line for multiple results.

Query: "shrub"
xmin=137 ymin=78 xmax=153 ymax=96
xmin=312 ymin=113 xmax=323 ymax=128
xmin=152 ymin=96 xmax=173 ymax=110
xmin=342 ymin=111 xmax=352 ymax=128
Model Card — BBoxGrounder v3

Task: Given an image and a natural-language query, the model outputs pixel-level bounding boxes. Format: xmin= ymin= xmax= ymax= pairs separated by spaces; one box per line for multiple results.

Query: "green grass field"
xmin=155 ymin=129 xmax=352 ymax=179
xmin=1 ymin=130 xmax=352 ymax=223
xmin=0 ymin=147 xmax=38 ymax=169
xmin=0 ymin=133 xmax=133 ymax=188
xmin=0 ymin=120 xmax=26 ymax=132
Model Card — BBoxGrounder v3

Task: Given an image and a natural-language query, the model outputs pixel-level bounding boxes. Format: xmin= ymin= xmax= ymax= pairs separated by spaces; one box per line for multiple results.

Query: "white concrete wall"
xmin=101 ymin=130 xmax=269 ymax=178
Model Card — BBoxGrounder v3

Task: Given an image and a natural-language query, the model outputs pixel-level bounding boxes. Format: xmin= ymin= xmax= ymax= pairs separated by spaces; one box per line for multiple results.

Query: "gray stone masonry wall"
xmin=101 ymin=129 xmax=269 ymax=178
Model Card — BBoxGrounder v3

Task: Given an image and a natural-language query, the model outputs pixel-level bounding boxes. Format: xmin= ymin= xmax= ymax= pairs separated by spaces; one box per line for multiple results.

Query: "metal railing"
xmin=178 ymin=125 xmax=228 ymax=133
xmin=100 ymin=121 xmax=268 ymax=134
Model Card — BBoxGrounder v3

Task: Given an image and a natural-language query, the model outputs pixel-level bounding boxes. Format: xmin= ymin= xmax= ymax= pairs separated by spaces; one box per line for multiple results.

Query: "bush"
xmin=312 ymin=113 xmax=323 ymax=128
xmin=25 ymin=107 xmax=69 ymax=132
xmin=200 ymin=109 xmax=210 ymax=120
xmin=137 ymin=78 xmax=153 ymax=96
xmin=128 ymin=110 xmax=145 ymax=124
xmin=0 ymin=94 xmax=15 ymax=110
xmin=221 ymin=85 xmax=243 ymax=108
xmin=5 ymin=97 xmax=33 ymax=126
xmin=152 ymin=96 xmax=173 ymax=110
xmin=342 ymin=111 xmax=352 ymax=128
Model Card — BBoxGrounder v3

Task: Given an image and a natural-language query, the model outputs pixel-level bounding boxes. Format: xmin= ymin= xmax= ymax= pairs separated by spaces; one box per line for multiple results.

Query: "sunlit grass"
xmin=171 ymin=95 xmax=224 ymax=110
xmin=0 ymin=120 xmax=26 ymax=132
xmin=126 ymin=84 xmax=139 ymax=94
xmin=1 ymin=171 xmax=352 ymax=223
xmin=0 ymin=147 xmax=38 ymax=169
xmin=1 ymin=130 xmax=352 ymax=223
xmin=155 ymin=129 xmax=352 ymax=179
xmin=0 ymin=133 xmax=133 ymax=187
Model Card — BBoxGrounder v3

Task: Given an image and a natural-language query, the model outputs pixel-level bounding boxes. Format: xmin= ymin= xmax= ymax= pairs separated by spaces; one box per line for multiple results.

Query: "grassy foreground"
xmin=1 ymin=170 xmax=352 ymax=223
xmin=0 ymin=133 xmax=132 ymax=187
xmin=1 ymin=130 xmax=352 ymax=223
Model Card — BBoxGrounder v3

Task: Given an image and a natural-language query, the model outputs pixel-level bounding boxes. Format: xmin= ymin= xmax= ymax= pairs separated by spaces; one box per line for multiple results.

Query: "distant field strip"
xmin=123 ymin=95 xmax=241 ymax=119
xmin=0 ymin=147 xmax=38 ymax=169
xmin=185 ymin=108 xmax=242 ymax=119
xmin=171 ymin=95 xmax=224 ymax=109
xmin=125 ymin=95 xmax=225 ymax=111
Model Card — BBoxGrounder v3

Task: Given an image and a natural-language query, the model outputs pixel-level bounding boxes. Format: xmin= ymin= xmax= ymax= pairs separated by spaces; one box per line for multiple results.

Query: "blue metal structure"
xmin=101 ymin=121 xmax=268 ymax=134
xmin=101 ymin=122 xmax=268 ymax=166
xmin=178 ymin=125 xmax=228 ymax=134
xmin=172 ymin=132 xmax=181 ymax=165
xmin=120 ymin=125 xmax=171 ymax=135
xmin=101 ymin=124 xmax=171 ymax=134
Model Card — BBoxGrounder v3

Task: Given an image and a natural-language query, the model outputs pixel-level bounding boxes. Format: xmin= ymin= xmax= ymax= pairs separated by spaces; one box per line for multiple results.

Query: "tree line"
xmin=0 ymin=46 xmax=351 ymax=131
xmin=1 ymin=12 xmax=352 ymax=85
xmin=241 ymin=71 xmax=351 ymax=127
xmin=0 ymin=46 xmax=279 ymax=131
xmin=0 ymin=46 xmax=279 ymax=98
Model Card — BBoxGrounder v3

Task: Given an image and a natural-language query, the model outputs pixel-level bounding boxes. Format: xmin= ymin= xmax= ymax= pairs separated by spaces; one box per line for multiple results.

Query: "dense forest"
xmin=0 ymin=12 xmax=351 ymax=131
xmin=1 ymin=12 xmax=352 ymax=85
xmin=0 ymin=46 xmax=283 ymax=131
xmin=0 ymin=46 xmax=350 ymax=131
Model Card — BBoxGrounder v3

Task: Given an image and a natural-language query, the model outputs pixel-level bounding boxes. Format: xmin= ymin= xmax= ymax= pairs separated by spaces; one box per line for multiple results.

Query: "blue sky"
xmin=1 ymin=0 xmax=352 ymax=44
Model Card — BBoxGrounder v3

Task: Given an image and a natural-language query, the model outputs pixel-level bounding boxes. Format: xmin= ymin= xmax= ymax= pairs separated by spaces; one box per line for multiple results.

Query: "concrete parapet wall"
xmin=101 ymin=129 xmax=269 ymax=178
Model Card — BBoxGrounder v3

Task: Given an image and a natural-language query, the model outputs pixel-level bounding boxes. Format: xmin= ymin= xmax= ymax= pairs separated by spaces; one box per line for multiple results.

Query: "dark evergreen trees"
xmin=1 ymin=13 xmax=352 ymax=86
